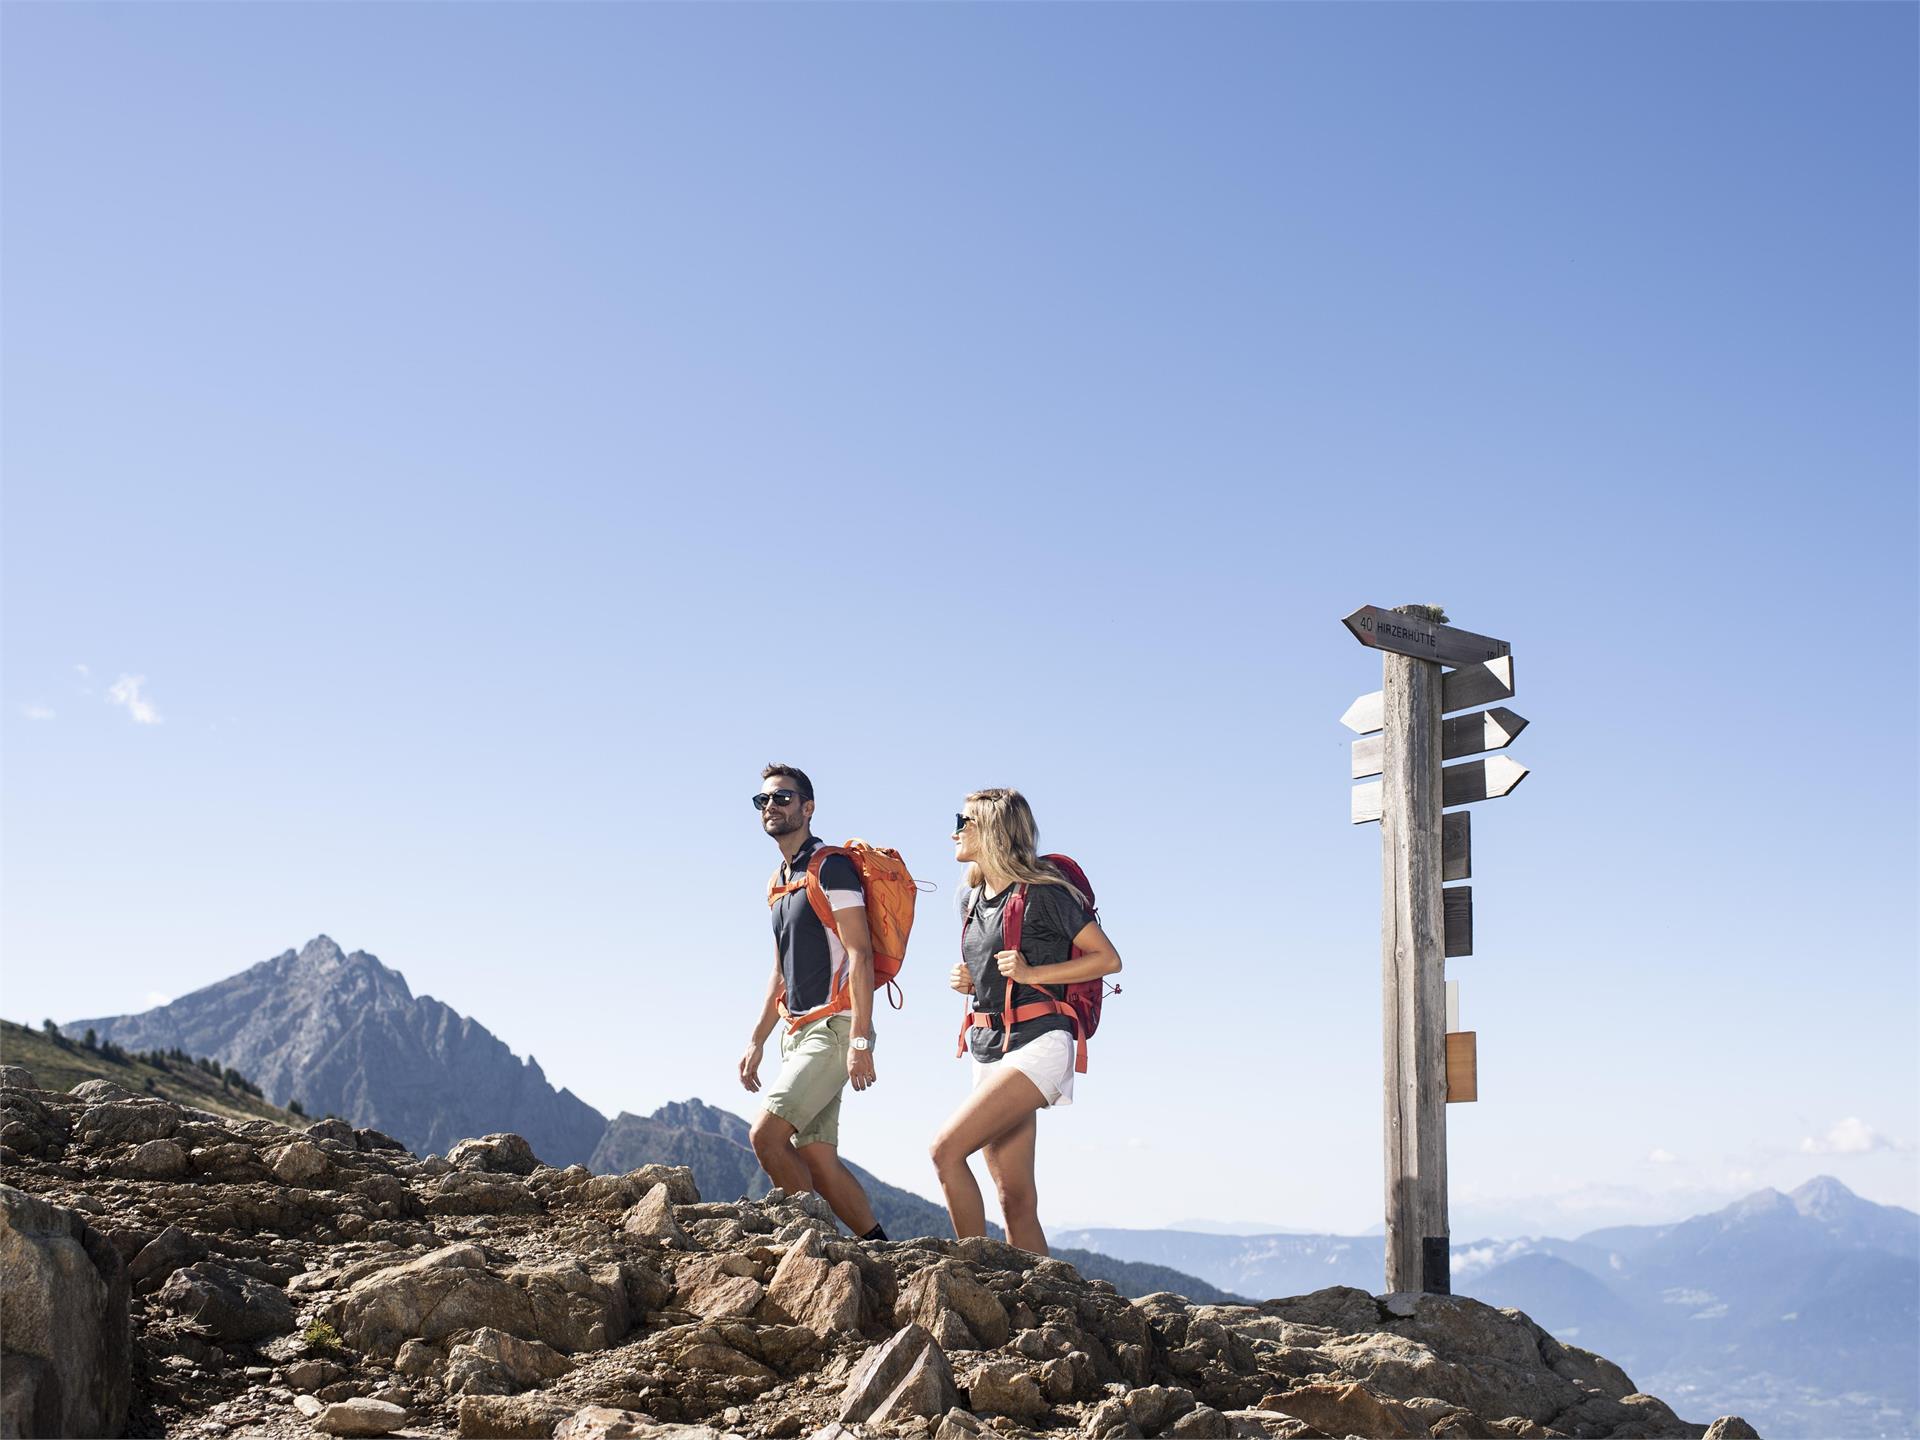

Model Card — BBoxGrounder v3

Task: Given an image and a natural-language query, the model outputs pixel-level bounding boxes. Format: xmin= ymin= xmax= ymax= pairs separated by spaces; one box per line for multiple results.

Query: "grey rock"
xmin=839 ymin=1324 xmax=956 ymax=1425
xmin=621 ymin=1185 xmax=691 ymax=1249
xmin=286 ymin=1359 xmax=347 ymax=1390
xmin=763 ymin=1228 xmax=863 ymax=1333
xmin=67 ymin=1078 xmax=135 ymax=1103
xmin=294 ymin=1394 xmax=326 ymax=1418
xmin=1083 ymin=1398 xmax=1144 ymax=1439
xmin=966 ymin=1357 xmax=1048 ymax=1419
xmin=445 ymin=1326 xmax=573 ymax=1395
xmin=873 ymin=1341 xmax=961 ymax=1426
xmin=895 ymin=1260 xmax=1009 ymax=1348
xmin=394 ymin=1338 xmax=447 ymax=1379
xmin=156 ymin=1261 xmax=296 ymax=1340
xmin=112 ymin=1137 xmax=189 ymax=1180
xmin=0 ymin=1185 xmax=131 ymax=1439
xmin=456 ymin=1392 xmax=576 ymax=1437
xmin=74 ymin=1098 xmax=180 ymax=1147
xmin=551 ymin=1409 xmax=686 ymax=1440
xmin=315 ymin=1396 xmax=409 ymax=1435
xmin=1121 ymin=1384 xmax=1197 ymax=1434
xmin=1703 ymin=1420 xmax=1762 ymax=1440
xmin=323 ymin=1243 xmax=631 ymax=1359
xmin=0 ymin=1066 xmax=37 ymax=1090
xmin=1163 ymin=1405 xmax=1232 ymax=1439
xmin=449 ymin=1133 xmax=541 ymax=1175
xmin=128 ymin=1224 xmax=204 ymax=1289
xmin=265 ymin=1139 xmax=333 ymax=1185
xmin=675 ymin=1255 xmax=766 ymax=1322
xmin=430 ymin=1171 xmax=544 ymax=1216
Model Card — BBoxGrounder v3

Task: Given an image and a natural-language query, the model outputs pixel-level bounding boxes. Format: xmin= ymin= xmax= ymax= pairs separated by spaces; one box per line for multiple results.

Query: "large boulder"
xmin=840 ymin=1324 xmax=960 ymax=1426
xmin=447 ymin=1133 xmax=541 ymax=1175
xmin=762 ymin=1228 xmax=864 ymax=1333
xmin=895 ymin=1260 xmax=1009 ymax=1349
xmin=323 ymin=1243 xmax=632 ymax=1360
xmin=72 ymin=1099 xmax=180 ymax=1148
xmin=445 ymin=1326 xmax=574 ymax=1395
xmin=155 ymin=1261 xmax=297 ymax=1341
xmin=0 ymin=1184 xmax=131 ymax=1438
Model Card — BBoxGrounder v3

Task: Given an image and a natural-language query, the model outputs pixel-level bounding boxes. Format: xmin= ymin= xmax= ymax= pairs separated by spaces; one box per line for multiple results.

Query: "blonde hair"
xmin=962 ymin=788 xmax=1085 ymax=902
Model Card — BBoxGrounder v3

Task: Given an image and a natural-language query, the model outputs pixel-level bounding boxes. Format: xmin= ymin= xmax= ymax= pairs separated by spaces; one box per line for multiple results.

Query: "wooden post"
xmin=1379 ymin=614 xmax=1450 ymax=1294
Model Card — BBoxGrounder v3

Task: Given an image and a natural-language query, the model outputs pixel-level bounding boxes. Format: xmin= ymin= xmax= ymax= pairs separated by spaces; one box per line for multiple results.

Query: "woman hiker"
xmin=931 ymin=787 xmax=1123 ymax=1255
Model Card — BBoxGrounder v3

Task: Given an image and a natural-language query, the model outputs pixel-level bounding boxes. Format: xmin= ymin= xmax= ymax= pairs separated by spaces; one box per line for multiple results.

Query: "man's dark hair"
xmin=761 ymin=763 xmax=814 ymax=802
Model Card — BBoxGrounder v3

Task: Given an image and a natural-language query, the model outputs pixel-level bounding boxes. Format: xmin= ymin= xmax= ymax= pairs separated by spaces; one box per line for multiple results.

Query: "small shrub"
xmin=302 ymin=1320 xmax=344 ymax=1353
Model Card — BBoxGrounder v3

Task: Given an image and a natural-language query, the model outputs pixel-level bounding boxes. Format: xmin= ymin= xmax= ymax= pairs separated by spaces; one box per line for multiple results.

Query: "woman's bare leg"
xmin=982 ymin=1110 xmax=1045 ymax=1254
xmin=931 ymin=1067 xmax=1046 ymax=1239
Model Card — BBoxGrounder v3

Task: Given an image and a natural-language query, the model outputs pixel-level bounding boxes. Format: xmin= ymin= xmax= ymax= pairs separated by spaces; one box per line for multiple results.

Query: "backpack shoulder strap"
xmin=799 ymin=843 xmax=850 ymax=931
xmin=1003 ymin=884 xmax=1028 ymax=954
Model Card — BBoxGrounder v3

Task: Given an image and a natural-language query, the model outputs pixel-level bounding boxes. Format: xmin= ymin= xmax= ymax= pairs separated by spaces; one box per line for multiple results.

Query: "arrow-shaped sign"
xmin=1351 ymin=758 xmax=1529 ymax=823
xmin=1351 ymin=707 xmax=1529 ymax=778
xmin=1340 ymin=656 xmax=1516 ymax=735
xmin=1441 ymin=755 xmax=1529 ymax=806
xmin=1344 ymin=606 xmax=1511 ymax=669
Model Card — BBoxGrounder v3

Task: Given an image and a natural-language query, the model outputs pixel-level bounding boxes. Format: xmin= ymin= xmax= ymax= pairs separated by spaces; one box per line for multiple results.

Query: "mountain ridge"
xmin=61 ymin=935 xmax=1239 ymax=1305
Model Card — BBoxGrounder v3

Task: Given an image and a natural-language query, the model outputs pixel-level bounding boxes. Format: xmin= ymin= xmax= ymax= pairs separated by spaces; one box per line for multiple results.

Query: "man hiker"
xmin=739 ymin=763 xmax=887 ymax=1241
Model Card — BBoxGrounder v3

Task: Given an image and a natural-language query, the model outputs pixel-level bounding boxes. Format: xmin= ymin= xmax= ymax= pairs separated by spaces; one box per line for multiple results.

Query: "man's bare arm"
xmin=740 ymin=957 xmax=784 ymax=1093
xmin=835 ymin=905 xmax=877 ymax=1092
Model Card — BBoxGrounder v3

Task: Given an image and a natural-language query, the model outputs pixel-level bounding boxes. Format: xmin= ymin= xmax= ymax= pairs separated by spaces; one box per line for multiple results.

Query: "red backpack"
xmin=957 ymin=854 xmax=1118 ymax=1074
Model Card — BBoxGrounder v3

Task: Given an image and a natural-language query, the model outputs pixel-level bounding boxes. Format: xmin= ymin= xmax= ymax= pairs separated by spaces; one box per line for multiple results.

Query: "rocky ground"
xmin=0 ymin=1065 xmax=1760 ymax=1440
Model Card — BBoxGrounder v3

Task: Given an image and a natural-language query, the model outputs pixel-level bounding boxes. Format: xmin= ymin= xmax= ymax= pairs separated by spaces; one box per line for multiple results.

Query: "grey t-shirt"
xmin=962 ymin=880 xmax=1092 ymax=1062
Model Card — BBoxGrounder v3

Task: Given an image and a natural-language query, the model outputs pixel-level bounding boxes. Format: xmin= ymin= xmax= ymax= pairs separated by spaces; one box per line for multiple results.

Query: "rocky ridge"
xmin=0 ymin=1064 xmax=1759 ymax=1440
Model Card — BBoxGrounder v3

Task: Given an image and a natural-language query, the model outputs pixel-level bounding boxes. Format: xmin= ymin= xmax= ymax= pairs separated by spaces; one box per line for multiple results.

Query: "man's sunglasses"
xmin=953 ymin=814 xmax=973 ymax=834
xmin=753 ymin=789 xmax=801 ymax=811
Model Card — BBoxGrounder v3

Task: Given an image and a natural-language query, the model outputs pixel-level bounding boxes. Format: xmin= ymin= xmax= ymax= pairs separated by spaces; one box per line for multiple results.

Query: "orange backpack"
xmin=766 ymin=839 xmax=919 ymax=1030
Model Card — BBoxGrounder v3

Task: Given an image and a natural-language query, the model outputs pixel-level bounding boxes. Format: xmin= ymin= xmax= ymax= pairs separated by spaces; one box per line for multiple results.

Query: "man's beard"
xmin=764 ymin=812 xmax=804 ymax=839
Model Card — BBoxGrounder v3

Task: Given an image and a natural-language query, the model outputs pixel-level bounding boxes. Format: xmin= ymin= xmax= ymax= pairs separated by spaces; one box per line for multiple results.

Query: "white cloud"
xmin=75 ymin=663 xmax=90 ymax=678
xmin=1647 ymin=1148 xmax=1679 ymax=1165
xmin=107 ymin=675 xmax=163 ymax=725
xmin=1800 ymin=1117 xmax=1908 ymax=1155
xmin=20 ymin=704 xmax=54 ymax=721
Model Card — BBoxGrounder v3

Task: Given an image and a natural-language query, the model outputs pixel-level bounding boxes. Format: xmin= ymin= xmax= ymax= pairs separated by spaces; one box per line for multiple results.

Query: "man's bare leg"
xmin=749 ymin=1110 xmax=814 ymax=1195
xmin=798 ymin=1142 xmax=879 ymax=1236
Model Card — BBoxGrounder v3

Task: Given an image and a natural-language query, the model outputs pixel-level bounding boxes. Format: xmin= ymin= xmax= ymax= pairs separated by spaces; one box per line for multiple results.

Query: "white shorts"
xmin=971 ymin=1028 xmax=1076 ymax=1108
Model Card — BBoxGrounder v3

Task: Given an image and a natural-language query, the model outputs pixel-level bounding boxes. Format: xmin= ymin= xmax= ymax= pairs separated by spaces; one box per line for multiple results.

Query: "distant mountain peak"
xmin=1790 ymin=1175 xmax=1857 ymax=1219
xmin=65 ymin=936 xmax=602 ymax=1167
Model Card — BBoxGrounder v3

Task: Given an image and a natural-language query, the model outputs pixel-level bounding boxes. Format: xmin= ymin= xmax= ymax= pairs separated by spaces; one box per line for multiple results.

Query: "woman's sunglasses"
xmin=953 ymin=814 xmax=973 ymax=834
xmin=752 ymin=789 xmax=801 ymax=811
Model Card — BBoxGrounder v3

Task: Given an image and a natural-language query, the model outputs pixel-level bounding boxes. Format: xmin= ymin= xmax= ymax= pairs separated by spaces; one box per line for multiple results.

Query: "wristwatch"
xmin=849 ymin=1036 xmax=872 ymax=1053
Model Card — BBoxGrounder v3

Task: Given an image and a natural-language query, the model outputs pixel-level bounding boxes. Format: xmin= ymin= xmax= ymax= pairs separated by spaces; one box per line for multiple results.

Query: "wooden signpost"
xmin=1342 ymin=605 xmax=1530 ymax=1296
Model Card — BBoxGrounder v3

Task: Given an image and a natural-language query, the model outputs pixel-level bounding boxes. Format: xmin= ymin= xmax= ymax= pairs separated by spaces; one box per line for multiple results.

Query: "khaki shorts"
xmin=763 ymin=1013 xmax=853 ymax=1149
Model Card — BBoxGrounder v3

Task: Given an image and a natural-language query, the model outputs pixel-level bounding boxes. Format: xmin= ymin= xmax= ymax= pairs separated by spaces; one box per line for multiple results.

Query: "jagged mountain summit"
xmin=65 ymin=936 xmax=607 ymax=1168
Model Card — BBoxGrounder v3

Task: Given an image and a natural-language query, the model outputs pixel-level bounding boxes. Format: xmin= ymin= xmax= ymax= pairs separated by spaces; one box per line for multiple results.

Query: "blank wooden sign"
xmin=1446 ymin=1032 xmax=1478 ymax=1103
xmin=1444 ymin=886 xmax=1473 ymax=957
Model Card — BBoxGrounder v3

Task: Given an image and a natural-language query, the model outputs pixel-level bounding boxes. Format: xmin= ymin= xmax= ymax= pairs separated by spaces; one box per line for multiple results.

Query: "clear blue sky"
xmin=4 ymin=3 xmax=1914 ymax=1236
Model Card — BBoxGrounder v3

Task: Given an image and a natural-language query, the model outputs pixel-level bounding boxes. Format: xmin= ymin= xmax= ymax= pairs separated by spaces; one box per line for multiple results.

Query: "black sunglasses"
xmin=753 ymin=789 xmax=801 ymax=811
xmin=953 ymin=814 xmax=973 ymax=833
